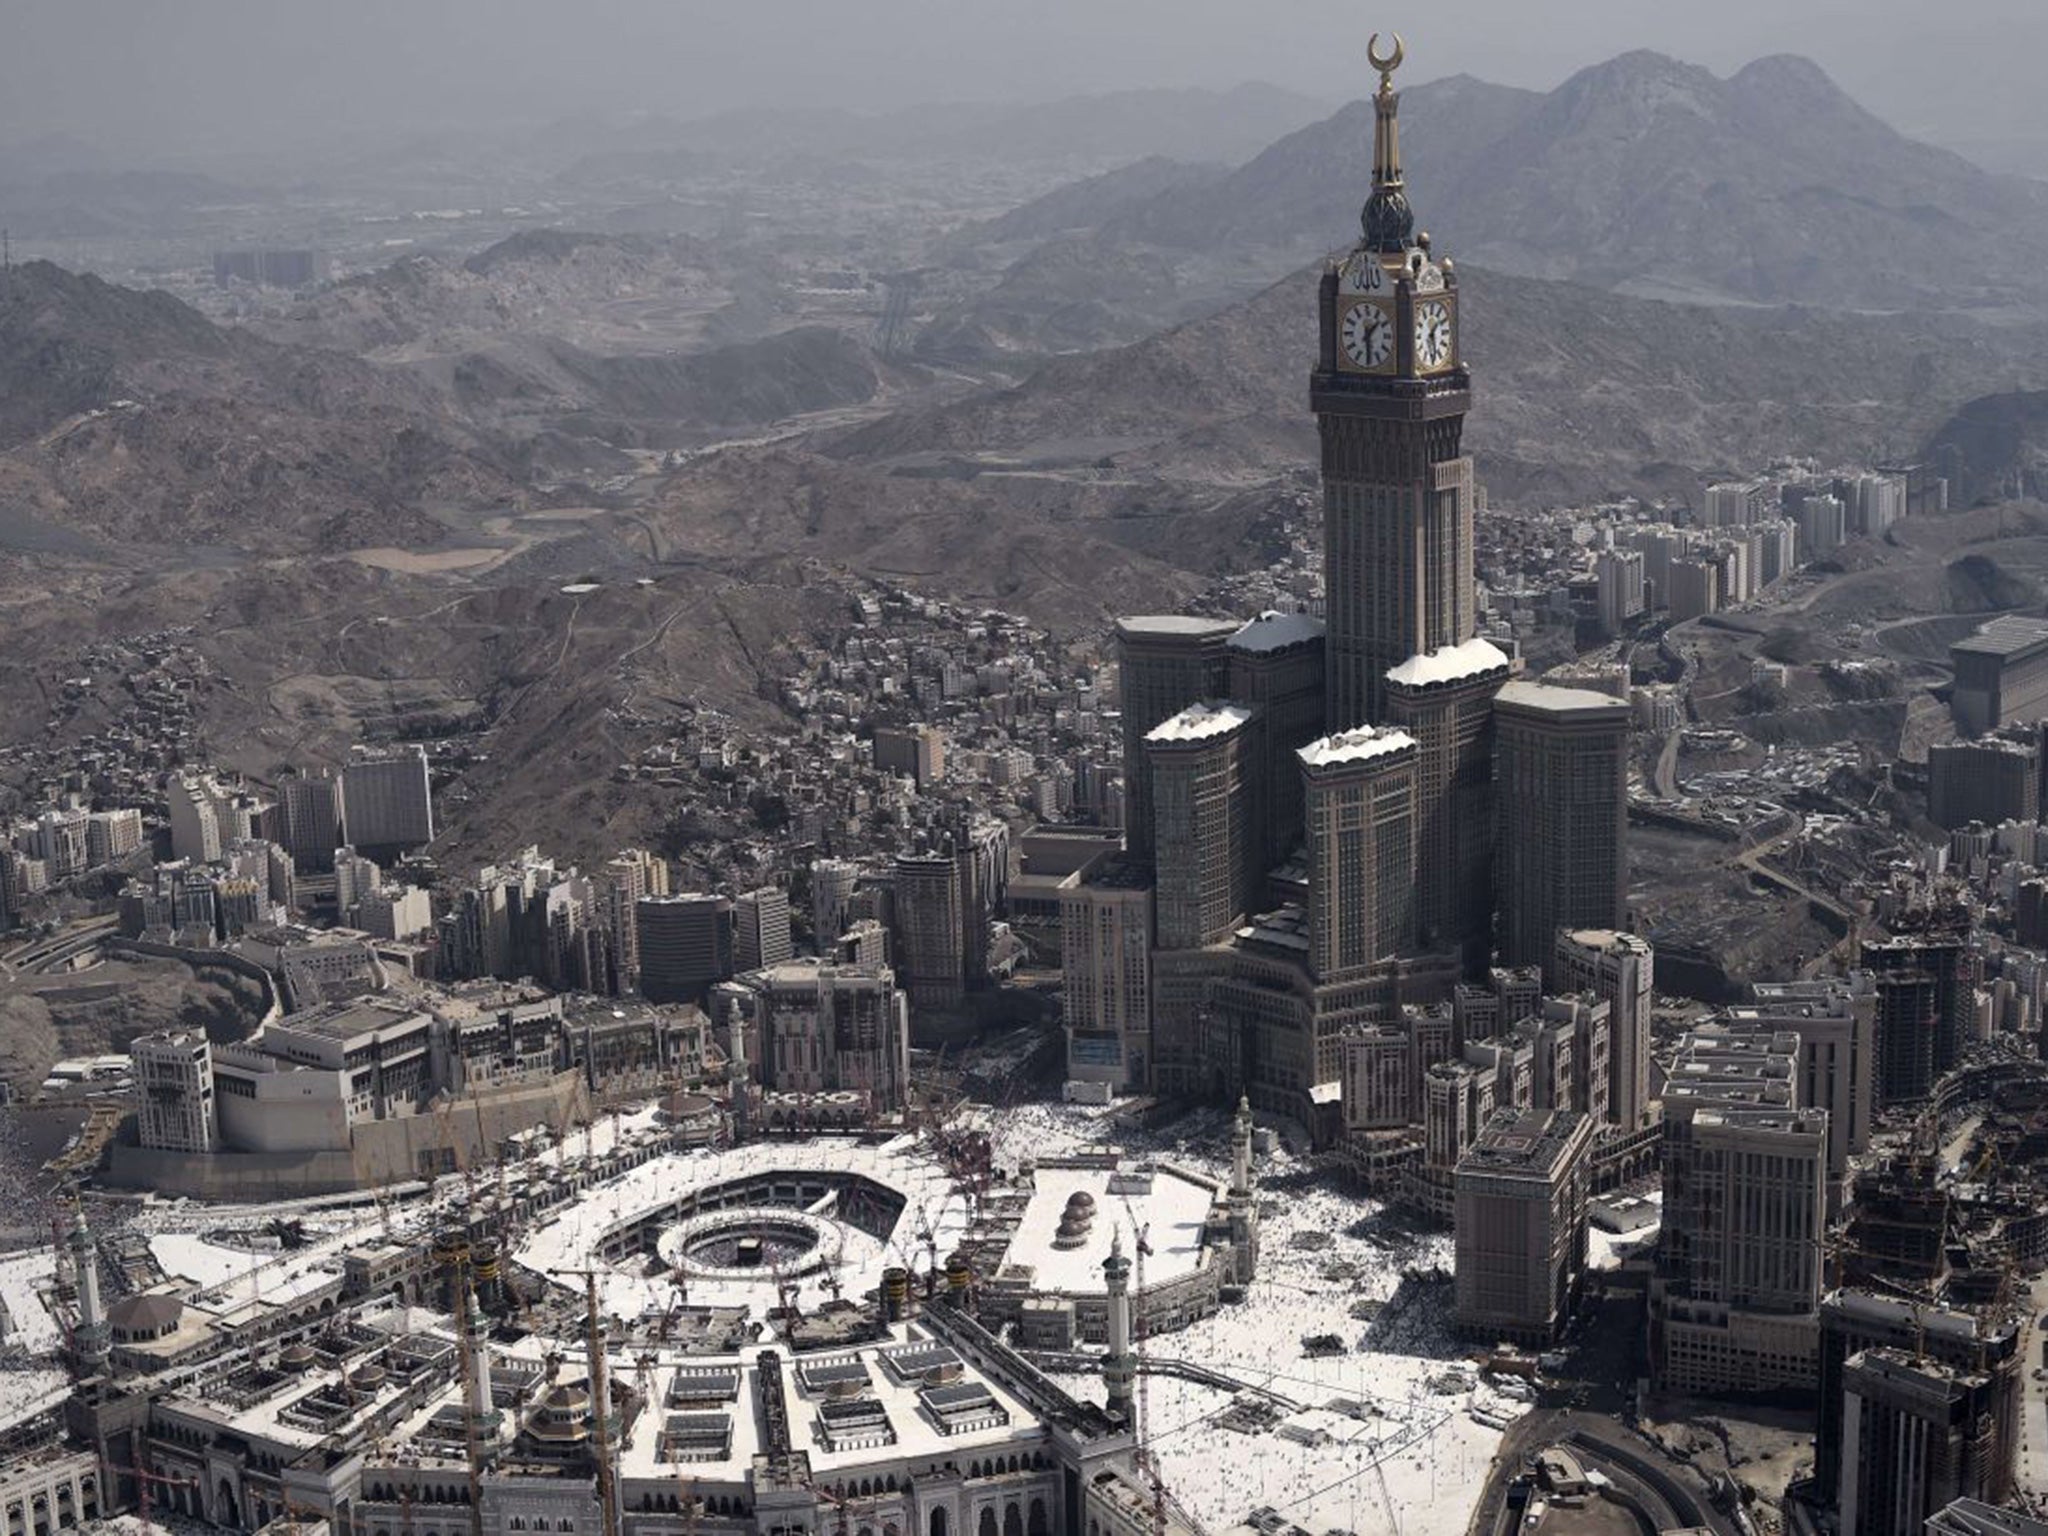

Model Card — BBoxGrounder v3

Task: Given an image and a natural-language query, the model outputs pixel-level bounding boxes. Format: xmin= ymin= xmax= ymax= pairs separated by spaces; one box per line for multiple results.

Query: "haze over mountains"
xmin=7 ymin=47 xmax=2048 ymax=858
xmin=942 ymin=51 xmax=2048 ymax=323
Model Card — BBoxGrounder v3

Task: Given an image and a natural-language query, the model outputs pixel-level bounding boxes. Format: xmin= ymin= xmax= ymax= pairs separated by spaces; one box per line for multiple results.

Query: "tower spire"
xmin=1361 ymin=32 xmax=1415 ymax=252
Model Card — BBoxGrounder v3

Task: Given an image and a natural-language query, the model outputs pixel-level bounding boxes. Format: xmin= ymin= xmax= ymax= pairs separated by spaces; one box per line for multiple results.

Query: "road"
xmin=1465 ymin=1407 xmax=1741 ymax=1536
xmin=0 ymin=915 xmax=118 ymax=977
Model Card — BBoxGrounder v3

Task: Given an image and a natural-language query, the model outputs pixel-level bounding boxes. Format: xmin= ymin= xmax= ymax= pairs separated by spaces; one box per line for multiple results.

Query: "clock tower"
xmin=1314 ymin=35 xmax=1475 ymax=728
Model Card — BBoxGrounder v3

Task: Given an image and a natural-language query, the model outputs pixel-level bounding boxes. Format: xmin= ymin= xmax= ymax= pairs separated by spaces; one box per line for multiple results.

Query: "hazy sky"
xmin=3 ymin=0 xmax=2042 ymax=162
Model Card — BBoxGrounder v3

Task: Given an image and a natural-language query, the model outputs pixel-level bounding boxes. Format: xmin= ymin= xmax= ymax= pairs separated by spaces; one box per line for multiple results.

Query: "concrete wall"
xmin=104 ymin=1074 xmax=589 ymax=1197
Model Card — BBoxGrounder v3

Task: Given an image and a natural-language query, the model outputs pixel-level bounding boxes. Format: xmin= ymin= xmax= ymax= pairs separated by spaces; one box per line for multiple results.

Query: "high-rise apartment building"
xmin=1297 ymin=725 xmax=1418 ymax=980
xmin=952 ymin=814 xmax=1009 ymax=990
xmin=1839 ymin=1349 xmax=2018 ymax=1536
xmin=892 ymin=850 xmax=965 ymax=1015
xmin=873 ymin=726 xmax=946 ymax=789
xmin=1452 ymin=1107 xmax=1593 ymax=1345
xmin=635 ymin=894 xmax=733 ymax=1005
xmin=1927 ymin=736 xmax=2039 ymax=830
xmin=734 ymin=886 xmax=794 ymax=973
xmin=741 ymin=960 xmax=911 ymax=1113
xmin=1863 ymin=931 xmax=1974 ymax=1102
xmin=1225 ymin=612 xmax=1327 ymax=873
xmin=1726 ymin=977 xmax=1875 ymax=1213
xmin=1060 ymin=869 xmax=1153 ymax=1091
xmin=36 ymin=807 xmax=90 ymax=879
xmin=1654 ymin=1026 xmax=1827 ymax=1396
xmin=85 ymin=807 xmax=144 ymax=867
xmin=1115 ymin=617 xmax=1236 ymax=867
xmin=280 ymin=770 xmax=346 ymax=873
xmin=167 ymin=776 xmax=224 ymax=866
xmin=810 ymin=859 xmax=859 ymax=950
xmin=341 ymin=748 xmax=434 ymax=851
xmin=1148 ymin=703 xmax=1257 ymax=950
xmin=1816 ymin=1291 xmax=2021 ymax=1508
xmin=132 ymin=1031 xmax=219 ymax=1153
xmin=1384 ymin=638 xmax=1512 ymax=965
xmin=1552 ymin=929 xmax=1654 ymax=1130
xmin=1493 ymin=681 xmax=1629 ymax=970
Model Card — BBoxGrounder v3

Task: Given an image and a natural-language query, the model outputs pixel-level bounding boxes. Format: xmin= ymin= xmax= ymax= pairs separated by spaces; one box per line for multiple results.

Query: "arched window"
xmin=1003 ymin=1506 xmax=1022 ymax=1536
xmin=979 ymin=1510 xmax=998 ymax=1536
xmin=930 ymin=1508 xmax=949 ymax=1536
xmin=1028 ymin=1501 xmax=1048 ymax=1536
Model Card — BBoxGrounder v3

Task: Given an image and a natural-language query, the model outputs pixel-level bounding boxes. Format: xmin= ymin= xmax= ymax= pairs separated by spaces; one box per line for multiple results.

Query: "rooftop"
xmin=1116 ymin=615 xmax=1239 ymax=641
xmin=1297 ymin=726 xmax=1416 ymax=771
xmin=1459 ymin=1109 xmax=1588 ymax=1179
xmin=1146 ymin=701 xmax=1255 ymax=746
xmin=1229 ymin=611 xmax=1325 ymax=656
xmin=1383 ymin=637 xmax=1511 ymax=690
xmin=1494 ymin=679 xmax=1631 ymax=718
xmin=1952 ymin=614 xmax=2048 ymax=659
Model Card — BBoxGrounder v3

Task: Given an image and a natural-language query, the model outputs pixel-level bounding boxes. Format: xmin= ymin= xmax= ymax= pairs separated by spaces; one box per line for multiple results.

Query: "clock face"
xmin=1341 ymin=302 xmax=1394 ymax=369
xmin=1339 ymin=250 xmax=1388 ymax=296
xmin=1415 ymin=299 xmax=1454 ymax=370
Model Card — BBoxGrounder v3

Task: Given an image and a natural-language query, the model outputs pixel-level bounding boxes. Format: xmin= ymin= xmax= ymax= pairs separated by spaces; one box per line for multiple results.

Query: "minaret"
xmin=1101 ymin=1228 xmax=1136 ymax=1423
xmin=1231 ymin=1095 xmax=1254 ymax=1199
xmin=729 ymin=1017 xmax=751 ymax=1143
xmin=67 ymin=1205 xmax=110 ymax=1376
xmin=464 ymin=1285 xmax=504 ymax=1445
xmin=1314 ymin=32 xmax=1475 ymax=729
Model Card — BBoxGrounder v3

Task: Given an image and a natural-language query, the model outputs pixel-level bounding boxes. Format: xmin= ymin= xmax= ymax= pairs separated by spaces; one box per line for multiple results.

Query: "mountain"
xmin=1924 ymin=391 xmax=2048 ymax=506
xmin=837 ymin=262 xmax=2048 ymax=504
xmin=950 ymin=157 xmax=1228 ymax=249
xmin=1089 ymin=52 xmax=2048 ymax=313
xmin=0 ymin=261 xmax=525 ymax=557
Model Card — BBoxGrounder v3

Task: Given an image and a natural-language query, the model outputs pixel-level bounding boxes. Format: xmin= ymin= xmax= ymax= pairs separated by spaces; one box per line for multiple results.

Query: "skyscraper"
xmin=1492 ymin=681 xmax=1630 ymax=969
xmin=1147 ymin=702 xmax=1257 ymax=950
xmin=1226 ymin=612 xmax=1327 ymax=872
xmin=1060 ymin=872 xmax=1154 ymax=1091
xmin=1115 ymin=616 xmax=1236 ymax=867
xmin=1297 ymin=725 xmax=1418 ymax=980
xmin=341 ymin=748 xmax=435 ymax=852
xmin=810 ymin=858 xmax=859 ymax=950
xmin=1314 ymin=41 xmax=1474 ymax=729
xmin=636 ymin=894 xmax=733 ymax=1005
xmin=1452 ymin=1107 xmax=1593 ymax=1346
xmin=734 ymin=886 xmax=794 ymax=973
xmin=892 ymin=850 xmax=965 ymax=1015
xmin=1384 ymin=638 xmax=1512 ymax=962
xmin=1552 ymin=929 xmax=1654 ymax=1131
xmin=1654 ymin=1026 xmax=1828 ymax=1396
xmin=280 ymin=770 xmax=346 ymax=874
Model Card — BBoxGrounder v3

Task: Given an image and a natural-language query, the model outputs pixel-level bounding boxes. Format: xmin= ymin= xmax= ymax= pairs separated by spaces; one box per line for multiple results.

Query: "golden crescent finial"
xmin=1367 ymin=31 xmax=1405 ymax=85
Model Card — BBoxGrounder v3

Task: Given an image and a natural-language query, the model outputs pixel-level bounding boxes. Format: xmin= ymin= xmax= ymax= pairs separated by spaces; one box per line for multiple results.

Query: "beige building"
xmin=1060 ymin=868 xmax=1153 ymax=1090
xmin=1147 ymin=702 xmax=1257 ymax=951
xmin=1453 ymin=1107 xmax=1593 ymax=1345
xmin=1298 ymin=725 xmax=1418 ymax=980
xmin=1552 ymin=929 xmax=1653 ymax=1130
xmin=1654 ymin=1026 xmax=1828 ymax=1396
xmin=1114 ymin=616 xmax=1236 ymax=868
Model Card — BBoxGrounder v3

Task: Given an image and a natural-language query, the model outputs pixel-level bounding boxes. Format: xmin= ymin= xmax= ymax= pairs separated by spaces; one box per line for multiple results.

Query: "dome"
xmin=107 ymin=1292 xmax=183 ymax=1339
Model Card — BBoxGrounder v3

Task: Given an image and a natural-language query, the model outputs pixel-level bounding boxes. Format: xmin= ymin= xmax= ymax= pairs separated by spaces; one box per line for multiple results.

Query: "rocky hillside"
xmin=1924 ymin=390 xmax=2048 ymax=506
xmin=839 ymin=263 xmax=2048 ymax=503
xmin=0 ymin=261 xmax=526 ymax=556
xmin=1086 ymin=53 xmax=2048 ymax=313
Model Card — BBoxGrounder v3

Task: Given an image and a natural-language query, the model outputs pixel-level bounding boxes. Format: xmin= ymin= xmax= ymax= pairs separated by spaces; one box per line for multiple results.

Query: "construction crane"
xmin=447 ymin=1252 xmax=488 ymax=1536
xmin=1120 ymin=1200 xmax=1163 ymax=1536
xmin=551 ymin=1269 xmax=621 ymax=1536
